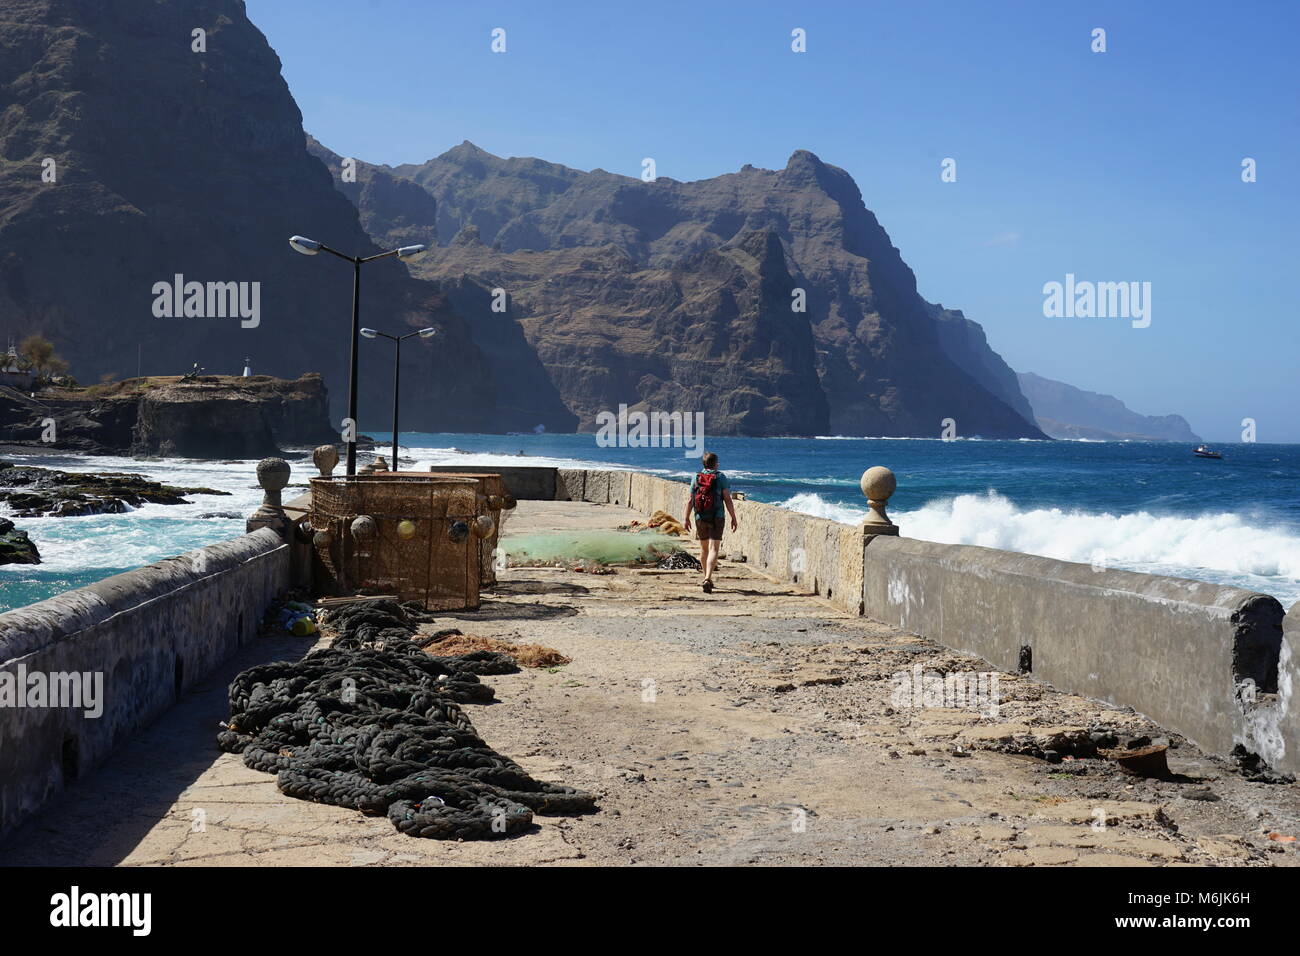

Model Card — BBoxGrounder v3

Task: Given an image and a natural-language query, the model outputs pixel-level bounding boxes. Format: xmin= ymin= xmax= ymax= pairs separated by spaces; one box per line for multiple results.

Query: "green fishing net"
xmin=499 ymin=530 xmax=685 ymax=567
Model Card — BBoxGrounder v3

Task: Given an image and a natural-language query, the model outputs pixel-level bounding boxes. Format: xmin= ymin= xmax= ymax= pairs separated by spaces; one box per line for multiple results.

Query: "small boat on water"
xmin=1193 ymin=445 xmax=1222 ymax=459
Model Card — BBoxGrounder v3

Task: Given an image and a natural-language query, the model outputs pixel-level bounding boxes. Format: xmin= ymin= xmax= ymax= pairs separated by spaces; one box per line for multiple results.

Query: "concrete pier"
xmin=1 ymin=496 xmax=1297 ymax=867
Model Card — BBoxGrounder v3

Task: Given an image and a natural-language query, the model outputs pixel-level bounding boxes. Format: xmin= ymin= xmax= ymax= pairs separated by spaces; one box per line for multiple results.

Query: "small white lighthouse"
xmin=242 ymin=357 xmax=252 ymax=377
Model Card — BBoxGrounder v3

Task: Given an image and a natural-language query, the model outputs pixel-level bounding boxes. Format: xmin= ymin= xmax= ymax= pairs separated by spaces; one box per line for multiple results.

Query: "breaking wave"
xmin=779 ymin=490 xmax=1300 ymax=602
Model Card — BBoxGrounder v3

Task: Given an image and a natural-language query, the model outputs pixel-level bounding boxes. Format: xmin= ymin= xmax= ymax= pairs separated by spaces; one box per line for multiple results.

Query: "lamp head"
xmin=417 ymin=327 xmax=438 ymax=339
xmin=289 ymin=235 xmax=322 ymax=256
xmin=360 ymin=328 xmax=378 ymax=339
xmin=396 ymin=244 xmax=427 ymax=262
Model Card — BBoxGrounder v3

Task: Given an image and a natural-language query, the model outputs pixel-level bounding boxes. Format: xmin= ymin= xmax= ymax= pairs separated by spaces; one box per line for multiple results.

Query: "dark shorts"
xmin=695 ymin=517 xmax=724 ymax=541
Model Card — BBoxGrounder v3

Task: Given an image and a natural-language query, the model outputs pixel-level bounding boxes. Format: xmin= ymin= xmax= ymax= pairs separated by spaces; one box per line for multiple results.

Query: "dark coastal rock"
xmin=1 ymin=373 xmax=337 ymax=458
xmin=0 ymin=0 xmax=559 ymax=434
xmin=0 ymin=375 xmax=329 ymax=457
xmin=0 ymin=460 xmax=228 ymax=518
xmin=0 ymin=517 xmax=40 ymax=565
xmin=356 ymin=142 xmax=1048 ymax=438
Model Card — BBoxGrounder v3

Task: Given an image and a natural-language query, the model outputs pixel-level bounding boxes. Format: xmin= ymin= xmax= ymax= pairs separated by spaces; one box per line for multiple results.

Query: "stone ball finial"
xmin=248 ymin=458 xmax=291 ymax=537
xmin=257 ymin=457 xmax=291 ymax=493
xmin=860 ymin=465 xmax=899 ymax=536
xmin=860 ymin=466 xmax=896 ymax=502
xmin=313 ymin=444 xmax=339 ymax=477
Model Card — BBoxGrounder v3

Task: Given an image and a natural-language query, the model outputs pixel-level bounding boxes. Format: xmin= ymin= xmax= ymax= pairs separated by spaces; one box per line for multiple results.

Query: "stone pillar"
xmin=860 ymin=465 xmax=899 ymax=537
xmin=247 ymin=457 xmax=292 ymax=538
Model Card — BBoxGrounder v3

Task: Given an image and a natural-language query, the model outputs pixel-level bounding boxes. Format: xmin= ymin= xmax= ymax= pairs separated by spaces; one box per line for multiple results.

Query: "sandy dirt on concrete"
xmin=3 ymin=500 xmax=1298 ymax=867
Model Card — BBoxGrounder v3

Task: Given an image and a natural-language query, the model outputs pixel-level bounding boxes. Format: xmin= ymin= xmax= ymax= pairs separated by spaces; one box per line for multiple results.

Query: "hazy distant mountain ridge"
xmin=1017 ymin=372 xmax=1200 ymax=442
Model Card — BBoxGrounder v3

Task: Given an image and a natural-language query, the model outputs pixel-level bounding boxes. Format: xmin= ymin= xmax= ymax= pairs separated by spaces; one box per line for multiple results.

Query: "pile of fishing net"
xmin=657 ymin=551 xmax=701 ymax=571
xmin=423 ymin=630 xmax=572 ymax=668
xmin=500 ymin=529 xmax=682 ymax=567
xmin=217 ymin=599 xmax=597 ymax=840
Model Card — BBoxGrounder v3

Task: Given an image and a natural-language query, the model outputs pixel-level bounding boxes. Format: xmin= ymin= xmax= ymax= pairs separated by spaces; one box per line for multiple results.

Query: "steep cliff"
xmin=429 ymin=228 xmax=828 ymax=434
xmin=930 ymin=303 xmax=1037 ymax=425
xmin=346 ymin=142 xmax=1044 ymax=438
xmin=0 ymin=0 xmax=547 ymax=434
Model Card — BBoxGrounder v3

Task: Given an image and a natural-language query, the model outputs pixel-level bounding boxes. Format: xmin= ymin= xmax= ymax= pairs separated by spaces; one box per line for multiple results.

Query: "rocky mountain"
xmin=1016 ymin=372 xmax=1201 ymax=442
xmin=305 ymin=143 xmax=576 ymax=433
xmin=0 ymin=0 xmax=1043 ymax=440
xmin=305 ymin=136 xmax=439 ymax=253
xmin=0 ymin=0 xmax=572 ymax=436
xmin=422 ymin=226 xmax=828 ymax=434
xmin=339 ymin=142 xmax=1045 ymax=438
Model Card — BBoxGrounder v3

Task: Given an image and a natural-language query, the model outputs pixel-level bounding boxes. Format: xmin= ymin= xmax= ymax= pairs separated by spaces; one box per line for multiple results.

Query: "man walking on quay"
xmin=683 ymin=451 xmax=738 ymax=593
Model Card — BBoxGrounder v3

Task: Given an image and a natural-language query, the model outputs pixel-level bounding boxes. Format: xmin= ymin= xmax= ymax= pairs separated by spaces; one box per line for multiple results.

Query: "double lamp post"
xmin=288 ymin=235 xmax=434 ymax=477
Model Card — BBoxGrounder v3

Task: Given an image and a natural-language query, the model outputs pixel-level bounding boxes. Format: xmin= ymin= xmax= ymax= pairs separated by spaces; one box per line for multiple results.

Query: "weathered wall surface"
xmin=0 ymin=529 xmax=289 ymax=838
xmin=859 ymin=534 xmax=1288 ymax=767
xmin=430 ymin=465 xmax=557 ymax=501
xmin=1277 ymin=602 xmax=1300 ymax=775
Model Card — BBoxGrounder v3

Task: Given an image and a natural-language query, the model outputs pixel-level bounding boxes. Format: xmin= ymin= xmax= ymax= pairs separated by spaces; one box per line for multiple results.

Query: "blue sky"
xmin=248 ymin=0 xmax=1299 ymax=442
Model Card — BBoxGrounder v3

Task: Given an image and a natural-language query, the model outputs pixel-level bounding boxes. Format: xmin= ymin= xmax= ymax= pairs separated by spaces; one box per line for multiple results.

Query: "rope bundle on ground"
xmin=218 ymin=599 xmax=597 ymax=840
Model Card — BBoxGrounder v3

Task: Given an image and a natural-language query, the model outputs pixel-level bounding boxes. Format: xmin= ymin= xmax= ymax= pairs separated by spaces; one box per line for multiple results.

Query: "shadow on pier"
xmin=0 ymin=633 xmax=318 ymax=867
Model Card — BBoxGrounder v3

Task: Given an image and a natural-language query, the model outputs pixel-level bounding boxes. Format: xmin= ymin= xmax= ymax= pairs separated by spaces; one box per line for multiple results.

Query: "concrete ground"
xmin=3 ymin=499 xmax=1299 ymax=867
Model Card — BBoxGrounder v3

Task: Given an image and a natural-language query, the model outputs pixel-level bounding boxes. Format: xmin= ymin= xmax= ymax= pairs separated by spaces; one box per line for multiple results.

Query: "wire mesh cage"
xmin=425 ymin=471 xmax=516 ymax=586
xmin=308 ymin=474 xmax=488 ymax=610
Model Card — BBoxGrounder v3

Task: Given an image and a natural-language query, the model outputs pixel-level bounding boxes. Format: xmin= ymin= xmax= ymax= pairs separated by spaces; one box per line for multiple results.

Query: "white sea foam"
xmin=0 ymin=452 xmax=265 ymax=574
xmin=779 ymin=492 xmax=870 ymax=525
xmin=778 ymin=489 xmax=1300 ymax=602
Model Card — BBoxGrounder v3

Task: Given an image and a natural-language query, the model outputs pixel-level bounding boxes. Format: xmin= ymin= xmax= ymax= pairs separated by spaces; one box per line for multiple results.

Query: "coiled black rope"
xmin=218 ymin=599 xmax=596 ymax=839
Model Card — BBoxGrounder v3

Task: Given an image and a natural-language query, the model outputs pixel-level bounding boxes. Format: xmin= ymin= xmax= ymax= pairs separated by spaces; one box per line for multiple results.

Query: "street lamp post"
xmin=288 ymin=235 xmax=427 ymax=476
xmin=360 ymin=327 xmax=438 ymax=471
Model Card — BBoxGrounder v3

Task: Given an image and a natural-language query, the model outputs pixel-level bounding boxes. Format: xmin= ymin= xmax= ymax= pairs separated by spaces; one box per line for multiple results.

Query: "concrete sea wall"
xmin=1280 ymin=602 xmax=1300 ymax=776
xmin=859 ymin=535 xmax=1290 ymax=772
xmin=0 ymin=528 xmax=289 ymax=837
